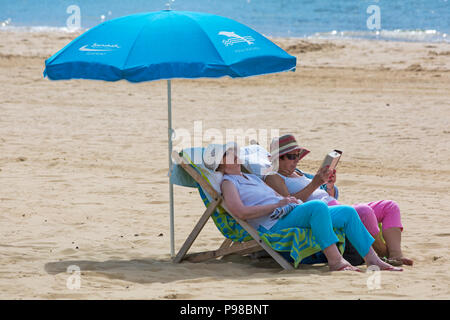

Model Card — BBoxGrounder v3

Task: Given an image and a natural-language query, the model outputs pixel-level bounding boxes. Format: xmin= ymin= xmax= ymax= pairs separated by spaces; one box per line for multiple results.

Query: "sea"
xmin=1 ymin=0 xmax=449 ymax=42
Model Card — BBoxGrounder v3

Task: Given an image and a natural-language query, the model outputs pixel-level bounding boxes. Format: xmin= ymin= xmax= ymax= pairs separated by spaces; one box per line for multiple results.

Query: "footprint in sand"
xmin=146 ymin=200 xmax=166 ymax=205
xmin=60 ymin=248 xmax=78 ymax=255
xmin=163 ymin=293 xmax=194 ymax=299
xmin=335 ymin=179 xmax=358 ymax=187
xmin=405 ymin=63 xmax=423 ymax=72
xmin=70 ymin=202 xmax=104 ymax=206
xmin=435 ymin=233 xmax=450 ymax=237
xmin=417 ymin=242 xmax=442 ymax=249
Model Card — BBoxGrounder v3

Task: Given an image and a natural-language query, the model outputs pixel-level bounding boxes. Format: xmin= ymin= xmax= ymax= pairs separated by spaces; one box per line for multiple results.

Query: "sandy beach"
xmin=0 ymin=30 xmax=449 ymax=299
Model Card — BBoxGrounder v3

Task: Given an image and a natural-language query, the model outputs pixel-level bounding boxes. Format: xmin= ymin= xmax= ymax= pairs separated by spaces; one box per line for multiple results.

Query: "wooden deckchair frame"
xmin=171 ymin=151 xmax=294 ymax=270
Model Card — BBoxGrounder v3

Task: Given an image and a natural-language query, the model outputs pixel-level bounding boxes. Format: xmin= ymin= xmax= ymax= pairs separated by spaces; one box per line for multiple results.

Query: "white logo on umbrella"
xmin=79 ymin=43 xmax=120 ymax=52
xmin=218 ymin=31 xmax=255 ymax=46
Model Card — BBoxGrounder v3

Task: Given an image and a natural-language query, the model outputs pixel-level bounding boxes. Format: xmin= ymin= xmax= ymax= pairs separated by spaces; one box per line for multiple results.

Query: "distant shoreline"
xmin=1 ymin=26 xmax=449 ymax=44
xmin=1 ymin=30 xmax=449 ymax=75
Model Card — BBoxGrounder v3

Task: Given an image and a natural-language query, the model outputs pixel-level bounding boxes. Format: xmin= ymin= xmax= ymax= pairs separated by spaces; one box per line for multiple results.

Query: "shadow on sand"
xmin=44 ymin=254 xmax=328 ymax=285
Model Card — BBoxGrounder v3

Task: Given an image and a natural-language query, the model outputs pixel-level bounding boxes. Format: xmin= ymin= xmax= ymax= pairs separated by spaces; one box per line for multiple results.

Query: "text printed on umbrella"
xmin=79 ymin=43 xmax=121 ymax=53
xmin=218 ymin=31 xmax=255 ymax=46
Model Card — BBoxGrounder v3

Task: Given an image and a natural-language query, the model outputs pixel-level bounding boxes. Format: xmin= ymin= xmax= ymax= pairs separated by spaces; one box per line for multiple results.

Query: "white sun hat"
xmin=203 ymin=142 xmax=239 ymax=171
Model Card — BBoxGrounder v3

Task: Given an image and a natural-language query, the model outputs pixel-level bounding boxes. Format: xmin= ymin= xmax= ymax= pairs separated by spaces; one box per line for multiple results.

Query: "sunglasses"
xmin=283 ymin=149 xmax=310 ymax=161
xmin=285 ymin=153 xmax=300 ymax=160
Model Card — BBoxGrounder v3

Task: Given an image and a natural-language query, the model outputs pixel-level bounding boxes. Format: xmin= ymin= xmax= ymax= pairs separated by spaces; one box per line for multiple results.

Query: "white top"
xmin=222 ymin=173 xmax=287 ymax=230
xmin=278 ymin=172 xmax=336 ymax=204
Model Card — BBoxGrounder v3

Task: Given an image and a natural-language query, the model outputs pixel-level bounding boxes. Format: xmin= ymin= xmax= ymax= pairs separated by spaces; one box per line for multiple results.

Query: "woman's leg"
xmin=382 ymin=227 xmax=413 ymax=265
xmin=328 ymin=205 xmax=374 ymax=257
xmin=367 ymin=200 xmax=403 ymax=232
xmin=372 ymin=232 xmax=388 ymax=258
xmin=352 ymin=203 xmax=387 ymax=258
xmin=271 ymin=200 xmax=359 ymax=271
xmin=271 ymin=200 xmax=338 ymax=250
xmin=352 ymin=204 xmax=379 ymax=236
xmin=366 ymin=200 xmax=412 ymax=265
xmin=328 ymin=205 xmax=402 ymax=271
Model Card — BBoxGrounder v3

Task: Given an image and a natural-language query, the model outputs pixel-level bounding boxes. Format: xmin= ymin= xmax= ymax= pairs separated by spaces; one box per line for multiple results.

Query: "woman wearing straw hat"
xmin=204 ymin=142 xmax=402 ymax=272
xmin=265 ymin=134 xmax=413 ymax=267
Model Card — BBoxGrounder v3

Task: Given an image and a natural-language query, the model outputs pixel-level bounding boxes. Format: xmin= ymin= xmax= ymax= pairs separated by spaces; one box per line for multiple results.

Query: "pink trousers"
xmin=328 ymin=199 xmax=403 ymax=237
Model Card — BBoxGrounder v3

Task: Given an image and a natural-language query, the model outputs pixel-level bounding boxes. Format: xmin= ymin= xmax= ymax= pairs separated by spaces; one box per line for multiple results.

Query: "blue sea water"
xmin=0 ymin=0 xmax=449 ymax=42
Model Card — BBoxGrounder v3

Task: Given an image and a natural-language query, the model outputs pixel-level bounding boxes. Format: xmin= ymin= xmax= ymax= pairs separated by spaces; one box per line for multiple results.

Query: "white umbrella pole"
xmin=168 ymin=79 xmax=175 ymax=258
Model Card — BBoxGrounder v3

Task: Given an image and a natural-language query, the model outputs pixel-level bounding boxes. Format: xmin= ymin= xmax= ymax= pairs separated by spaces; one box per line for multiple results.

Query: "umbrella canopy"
xmin=43 ymin=10 xmax=296 ymax=258
xmin=44 ymin=10 xmax=296 ymax=81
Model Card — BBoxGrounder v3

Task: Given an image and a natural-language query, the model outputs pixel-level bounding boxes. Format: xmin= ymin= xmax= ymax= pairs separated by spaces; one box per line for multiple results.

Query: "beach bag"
xmin=343 ymin=237 xmax=365 ymax=266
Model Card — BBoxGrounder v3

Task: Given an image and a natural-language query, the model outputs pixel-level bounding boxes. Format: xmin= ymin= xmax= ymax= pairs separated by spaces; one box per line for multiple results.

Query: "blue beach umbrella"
xmin=44 ymin=10 xmax=296 ymax=257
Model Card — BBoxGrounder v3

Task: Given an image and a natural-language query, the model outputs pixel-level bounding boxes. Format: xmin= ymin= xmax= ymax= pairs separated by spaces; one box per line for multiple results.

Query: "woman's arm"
xmin=292 ymin=179 xmax=323 ymax=202
xmin=266 ymin=167 xmax=330 ymax=203
xmin=305 ymin=171 xmax=339 ymax=199
xmin=264 ymin=174 xmax=291 ymax=197
xmin=325 ymin=170 xmax=337 ymax=197
xmin=221 ymin=180 xmax=294 ymax=220
xmin=326 ymin=184 xmax=336 ymax=197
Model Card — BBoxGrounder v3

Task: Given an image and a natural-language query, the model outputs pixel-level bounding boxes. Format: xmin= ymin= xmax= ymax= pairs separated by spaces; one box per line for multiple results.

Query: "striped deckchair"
xmin=170 ymin=147 xmax=346 ymax=269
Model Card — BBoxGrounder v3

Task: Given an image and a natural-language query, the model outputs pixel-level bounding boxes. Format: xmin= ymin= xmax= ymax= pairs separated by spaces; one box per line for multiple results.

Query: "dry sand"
xmin=0 ymin=30 xmax=449 ymax=299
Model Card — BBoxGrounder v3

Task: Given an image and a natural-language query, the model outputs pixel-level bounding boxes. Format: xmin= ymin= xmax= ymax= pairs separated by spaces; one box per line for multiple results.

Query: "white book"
xmin=320 ymin=149 xmax=342 ymax=172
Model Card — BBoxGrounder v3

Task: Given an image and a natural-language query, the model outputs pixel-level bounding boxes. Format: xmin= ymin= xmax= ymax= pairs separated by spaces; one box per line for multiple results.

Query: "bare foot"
xmin=367 ymin=259 xmax=403 ymax=271
xmin=389 ymin=256 xmax=414 ymax=266
xmin=329 ymin=259 xmax=362 ymax=272
xmin=372 ymin=234 xmax=388 ymax=258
